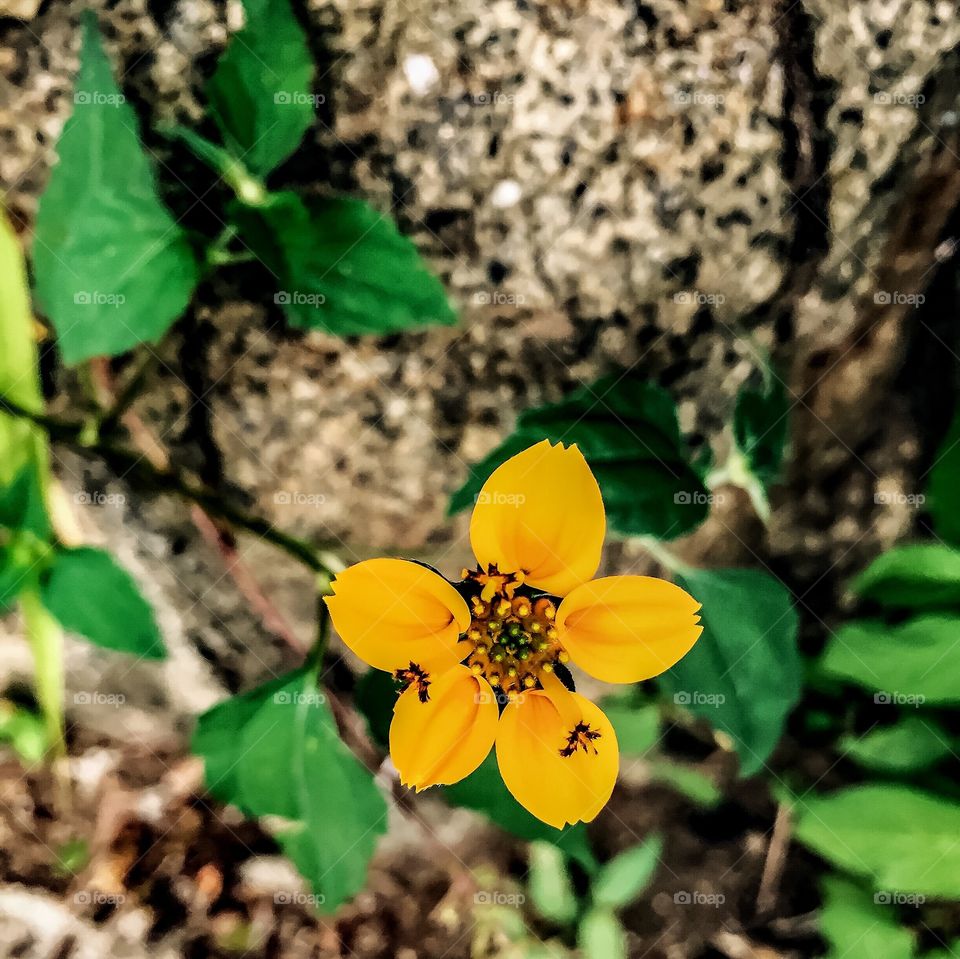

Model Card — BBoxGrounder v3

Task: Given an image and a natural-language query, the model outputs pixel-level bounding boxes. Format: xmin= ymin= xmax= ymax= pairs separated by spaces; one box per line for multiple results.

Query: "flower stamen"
xmin=458 ymin=566 xmax=568 ymax=698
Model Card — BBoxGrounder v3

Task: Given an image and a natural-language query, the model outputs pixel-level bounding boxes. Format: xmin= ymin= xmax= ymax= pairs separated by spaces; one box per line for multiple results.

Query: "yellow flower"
xmin=325 ymin=440 xmax=703 ymax=828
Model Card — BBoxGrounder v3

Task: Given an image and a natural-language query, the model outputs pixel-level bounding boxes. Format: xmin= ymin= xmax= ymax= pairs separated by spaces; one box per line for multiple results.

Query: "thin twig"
xmin=0 ymin=393 xmax=335 ymax=577
xmin=756 ymin=802 xmax=792 ymax=914
xmin=190 ymin=505 xmax=310 ymax=656
xmin=96 ymin=351 xmax=161 ymax=436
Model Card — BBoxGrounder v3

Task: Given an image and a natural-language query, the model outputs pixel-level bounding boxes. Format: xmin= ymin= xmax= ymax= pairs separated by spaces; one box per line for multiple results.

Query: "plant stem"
xmin=19 ymin=586 xmax=65 ymax=760
xmin=0 ymin=394 xmax=336 ymax=578
xmin=636 ymin=536 xmax=694 ymax=577
xmin=706 ymin=446 xmax=771 ymax=526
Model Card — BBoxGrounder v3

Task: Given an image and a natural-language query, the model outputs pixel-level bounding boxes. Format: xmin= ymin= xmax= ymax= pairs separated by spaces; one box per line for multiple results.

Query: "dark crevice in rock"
xmin=893 ymin=181 xmax=960 ymax=511
xmin=176 ymin=305 xmax=225 ymax=489
xmin=743 ymin=0 xmax=837 ymax=333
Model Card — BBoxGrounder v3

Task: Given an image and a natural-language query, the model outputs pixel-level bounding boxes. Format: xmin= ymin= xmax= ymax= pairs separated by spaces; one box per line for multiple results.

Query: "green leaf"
xmin=206 ymin=0 xmax=314 ymax=178
xmin=840 ymin=716 xmax=952 ymax=774
xmin=791 ymin=785 xmax=960 ymax=898
xmin=232 ymin=191 xmax=457 ymax=335
xmin=0 ymin=465 xmax=51 ymax=539
xmin=192 ymin=668 xmax=387 ymax=910
xmin=819 ymin=616 xmax=960 ymax=705
xmin=850 ymin=544 xmax=960 ymax=609
xmin=928 ymin=409 xmax=960 ymax=547
xmin=353 ymin=668 xmax=397 ymax=748
xmin=578 ymin=907 xmax=627 ymax=959
xmin=449 ymin=375 xmax=709 ymax=539
xmin=660 ymin=568 xmax=801 ymax=776
xmin=592 ymin=834 xmax=662 ymax=909
xmin=818 ymin=875 xmax=915 ymax=959
xmin=192 ymin=673 xmax=286 ymax=803
xmin=600 ymin=697 xmax=660 ymax=756
xmin=924 ymin=941 xmax=960 ymax=959
xmin=442 ymin=754 xmax=596 ymax=872
xmin=527 ymin=842 xmax=578 ymax=925
xmin=33 ymin=12 xmax=198 ymax=363
xmin=732 ymin=374 xmax=789 ymax=486
xmin=0 ymin=549 xmax=27 ymax=612
xmin=40 ymin=547 xmax=164 ymax=659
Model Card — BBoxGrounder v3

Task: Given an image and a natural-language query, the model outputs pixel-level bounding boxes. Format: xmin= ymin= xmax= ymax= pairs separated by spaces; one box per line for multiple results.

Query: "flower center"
xmin=459 ymin=566 xmax=570 ymax=700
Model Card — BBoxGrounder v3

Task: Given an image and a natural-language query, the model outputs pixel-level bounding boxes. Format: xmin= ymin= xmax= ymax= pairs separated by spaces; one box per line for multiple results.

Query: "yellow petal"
xmin=470 ymin=440 xmax=605 ymax=595
xmin=496 ymin=686 xmax=618 ymax=828
xmin=390 ymin=665 xmax=498 ymax=789
xmin=556 ymin=575 xmax=702 ymax=684
xmin=325 ymin=558 xmax=470 ymax=673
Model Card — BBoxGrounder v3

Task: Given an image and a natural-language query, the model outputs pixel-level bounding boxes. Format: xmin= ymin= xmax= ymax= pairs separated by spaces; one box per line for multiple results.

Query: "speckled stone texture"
xmin=1 ymin=0 xmax=959 ymax=710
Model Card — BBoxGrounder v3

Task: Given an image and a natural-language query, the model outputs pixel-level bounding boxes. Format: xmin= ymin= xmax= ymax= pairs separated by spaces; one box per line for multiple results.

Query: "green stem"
xmin=207 ymin=250 xmax=258 ymax=267
xmin=19 ymin=587 xmax=65 ymax=760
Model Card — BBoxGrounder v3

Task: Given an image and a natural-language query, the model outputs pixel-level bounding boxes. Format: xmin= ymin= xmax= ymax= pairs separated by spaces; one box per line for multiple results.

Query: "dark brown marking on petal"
xmin=559 ymin=722 xmax=602 ymax=758
xmin=394 ymin=662 xmax=431 ymax=703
